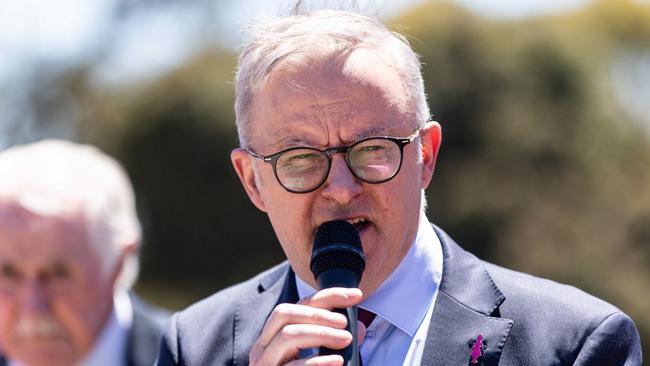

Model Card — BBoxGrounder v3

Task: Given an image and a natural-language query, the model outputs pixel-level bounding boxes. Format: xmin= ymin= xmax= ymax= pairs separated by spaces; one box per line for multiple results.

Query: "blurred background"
xmin=1 ymin=0 xmax=648 ymax=355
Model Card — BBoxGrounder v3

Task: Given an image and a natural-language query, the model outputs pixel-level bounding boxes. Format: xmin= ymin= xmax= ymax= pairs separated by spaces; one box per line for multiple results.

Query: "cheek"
xmin=50 ymin=283 xmax=112 ymax=351
xmin=369 ymin=174 xmax=422 ymax=249
xmin=51 ymin=299 xmax=94 ymax=344
xmin=0 ymin=298 xmax=16 ymax=343
xmin=262 ymin=191 xmax=317 ymax=274
xmin=374 ymin=175 xmax=418 ymax=215
xmin=392 ymin=161 xmax=424 ymax=209
xmin=266 ymin=197 xmax=313 ymax=249
xmin=261 ymin=180 xmax=314 ymax=229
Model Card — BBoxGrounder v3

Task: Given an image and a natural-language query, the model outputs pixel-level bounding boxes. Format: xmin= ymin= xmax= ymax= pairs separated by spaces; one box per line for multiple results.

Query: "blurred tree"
xmin=79 ymin=51 xmax=286 ymax=308
xmin=137 ymin=52 xmax=282 ymax=308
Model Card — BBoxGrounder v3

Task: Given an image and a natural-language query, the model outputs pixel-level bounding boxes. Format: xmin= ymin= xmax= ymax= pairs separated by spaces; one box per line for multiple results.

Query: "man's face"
xmin=232 ymin=49 xmax=441 ymax=296
xmin=0 ymin=205 xmax=116 ymax=366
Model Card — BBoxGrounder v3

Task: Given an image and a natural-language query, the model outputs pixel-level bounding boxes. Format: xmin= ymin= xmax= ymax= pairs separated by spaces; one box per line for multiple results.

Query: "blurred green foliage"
xmin=74 ymin=0 xmax=649 ymax=355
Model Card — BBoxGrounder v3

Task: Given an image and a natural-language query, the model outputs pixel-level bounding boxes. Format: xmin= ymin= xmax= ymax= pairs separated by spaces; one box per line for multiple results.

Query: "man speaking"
xmin=156 ymin=9 xmax=642 ymax=365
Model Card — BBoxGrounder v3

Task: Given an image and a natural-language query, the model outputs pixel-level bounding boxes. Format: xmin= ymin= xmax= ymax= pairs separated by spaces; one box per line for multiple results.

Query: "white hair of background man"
xmin=0 ymin=139 xmax=140 ymax=289
xmin=234 ymin=9 xmax=431 ymax=148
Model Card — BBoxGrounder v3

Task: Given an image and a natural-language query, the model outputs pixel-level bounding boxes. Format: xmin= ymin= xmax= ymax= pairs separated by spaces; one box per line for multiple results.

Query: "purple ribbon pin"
xmin=470 ymin=334 xmax=485 ymax=364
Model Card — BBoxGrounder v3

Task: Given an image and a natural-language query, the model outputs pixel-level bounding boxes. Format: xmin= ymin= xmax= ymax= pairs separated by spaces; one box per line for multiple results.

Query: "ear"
xmin=419 ymin=121 xmax=442 ymax=189
xmin=231 ymin=148 xmax=267 ymax=212
xmin=108 ymin=240 xmax=137 ymax=288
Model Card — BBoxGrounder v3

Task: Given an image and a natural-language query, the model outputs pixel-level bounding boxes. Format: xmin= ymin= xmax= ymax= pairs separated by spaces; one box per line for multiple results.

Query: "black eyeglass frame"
xmin=246 ymin=128 xmax=421 ymax=194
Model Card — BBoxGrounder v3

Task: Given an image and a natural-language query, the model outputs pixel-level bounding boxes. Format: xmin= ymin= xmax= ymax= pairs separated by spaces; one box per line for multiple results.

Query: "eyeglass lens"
xmin=275 ymin=138 xmax=403 ymax=192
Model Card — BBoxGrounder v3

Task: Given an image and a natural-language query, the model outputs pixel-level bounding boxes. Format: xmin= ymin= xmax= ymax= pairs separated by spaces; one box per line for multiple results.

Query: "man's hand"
xmin=249 ymin=287 xmax=366 ymax=366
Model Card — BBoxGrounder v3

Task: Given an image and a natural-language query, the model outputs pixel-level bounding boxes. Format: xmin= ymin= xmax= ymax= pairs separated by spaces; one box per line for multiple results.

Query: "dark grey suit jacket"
xmin=156 ymin=226 xmax=642 ymax=365
xmin=0 ymin=293 xmax=169 ymax=366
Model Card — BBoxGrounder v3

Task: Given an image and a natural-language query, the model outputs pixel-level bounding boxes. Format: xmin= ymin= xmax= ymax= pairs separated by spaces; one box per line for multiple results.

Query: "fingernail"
xmin=334 ymin=329 xmax=353 ymax=341
xmin=346 ymin=288 xmax=362 ymax=297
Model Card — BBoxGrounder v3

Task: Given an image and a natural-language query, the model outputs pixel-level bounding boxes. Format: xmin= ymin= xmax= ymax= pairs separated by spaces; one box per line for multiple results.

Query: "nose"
xmin=320 ymin=154 xmax=363 ymax=205
xmin=19 ymin=280 xmax=50 ymax=317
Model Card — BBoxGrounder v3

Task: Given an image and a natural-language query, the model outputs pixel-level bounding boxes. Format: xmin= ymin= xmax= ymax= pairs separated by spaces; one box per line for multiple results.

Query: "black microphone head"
xmin=310 ymin=220 xmax=365 ymax=282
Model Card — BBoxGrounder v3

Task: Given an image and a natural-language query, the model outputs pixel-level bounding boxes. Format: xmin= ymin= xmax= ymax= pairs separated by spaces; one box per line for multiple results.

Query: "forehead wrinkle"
xmin=317 ymin=99 xmax=353 ymax=109
xmin=353 ymin=127 xmax=397 ymax=141
xmin=262 ymin=121 xmax=325 ymax=151
xmin=270 ymin=135 xmax=315 ymax=150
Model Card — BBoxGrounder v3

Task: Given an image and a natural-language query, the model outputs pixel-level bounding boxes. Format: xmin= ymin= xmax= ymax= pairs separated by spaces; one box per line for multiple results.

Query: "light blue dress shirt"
xmin=296 ymin=213 xmax=443 ymax=365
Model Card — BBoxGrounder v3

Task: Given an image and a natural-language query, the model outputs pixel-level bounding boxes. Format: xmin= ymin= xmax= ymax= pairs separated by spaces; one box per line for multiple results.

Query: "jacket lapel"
xmin=232 ymin=263 xmax=298 ymax=365
xmin=421 ymin=227 xmax=513 ymax=365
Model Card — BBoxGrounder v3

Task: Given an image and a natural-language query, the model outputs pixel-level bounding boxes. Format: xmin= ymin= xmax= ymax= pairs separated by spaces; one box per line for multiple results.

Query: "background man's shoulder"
xmin=131 ymin=293 xmax=171 ymax=329
xmin=129 ymin=293 xmax=172 ymax=366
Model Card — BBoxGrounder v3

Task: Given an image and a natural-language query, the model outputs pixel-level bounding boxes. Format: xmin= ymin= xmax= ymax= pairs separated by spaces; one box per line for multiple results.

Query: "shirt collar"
xmin=296 ymin=213 xmax=443 ymax=337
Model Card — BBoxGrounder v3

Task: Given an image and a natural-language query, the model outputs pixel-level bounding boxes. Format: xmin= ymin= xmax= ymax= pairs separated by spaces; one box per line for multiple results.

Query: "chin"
xmin=16 ymin=354 xmax=77 ymax=366
xmin=12 ymin=340 xmax=78 ymax=366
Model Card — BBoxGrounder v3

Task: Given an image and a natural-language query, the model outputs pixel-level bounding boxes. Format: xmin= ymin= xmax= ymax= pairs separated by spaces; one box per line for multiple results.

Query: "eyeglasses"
xmin=246 ymin=129 xmax=421 ymax=193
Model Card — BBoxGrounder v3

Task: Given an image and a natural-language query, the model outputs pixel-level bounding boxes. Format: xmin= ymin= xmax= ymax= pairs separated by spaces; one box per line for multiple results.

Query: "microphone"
xmin=310 ymin=220 xmax=365 ymax=366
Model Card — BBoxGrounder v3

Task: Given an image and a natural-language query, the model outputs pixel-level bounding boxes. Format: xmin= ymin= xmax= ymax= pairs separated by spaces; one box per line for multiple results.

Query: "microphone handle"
xmin=314 ymin=268 xmax=362 ymax=365
xmin=319 ymin=305 xmax=360 ymax=366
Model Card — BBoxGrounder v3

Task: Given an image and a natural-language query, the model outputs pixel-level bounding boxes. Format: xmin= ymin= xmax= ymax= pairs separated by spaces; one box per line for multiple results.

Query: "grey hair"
xmin=0 ymin=140 xmax=140 ymax=289
xmin=234 ymin=9 xmax=430 ymax=148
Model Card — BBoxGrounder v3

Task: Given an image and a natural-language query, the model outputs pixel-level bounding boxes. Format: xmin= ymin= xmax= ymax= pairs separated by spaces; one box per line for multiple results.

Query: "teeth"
xmin=346 ymin=218 xmax=366 ymax=225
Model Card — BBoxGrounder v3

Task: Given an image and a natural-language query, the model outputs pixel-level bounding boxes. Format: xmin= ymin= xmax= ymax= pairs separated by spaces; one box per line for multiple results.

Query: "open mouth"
xmin=313 ymin=218 xmax=372 ymax=241
xmin=346 ymin=217 xmax=371 ymax=233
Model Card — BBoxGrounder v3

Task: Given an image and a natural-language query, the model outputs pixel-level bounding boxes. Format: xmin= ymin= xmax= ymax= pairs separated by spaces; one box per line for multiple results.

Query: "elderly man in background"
xmin=0 ymin=140 xmax=168 ymax=366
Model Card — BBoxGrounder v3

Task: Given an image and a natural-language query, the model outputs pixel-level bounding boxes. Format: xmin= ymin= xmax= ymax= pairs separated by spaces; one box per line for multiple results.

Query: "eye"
xmin=288 ymin=152 xmax=319 ymax=161
xmin=278 ymin=150 xmax=323 ymax=170
xmin=49 ymin=262 xmax=70 ymax=280
xmin=359 ymin=145 xmax=384 ymax=152
xmin=0 ymin=263 xmax=22 ymax=281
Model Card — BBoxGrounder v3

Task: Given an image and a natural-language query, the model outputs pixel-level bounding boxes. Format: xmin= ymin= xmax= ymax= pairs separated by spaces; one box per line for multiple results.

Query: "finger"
xmin=286 ymin=355 xmax=344 ymax=366
xmin=258 ymin=303 xmax=348 ymax=346
xmin=299 ymin=288 xmax=363 ymax=310
xmin=262 ymin=324 xmax=352 ymax=365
